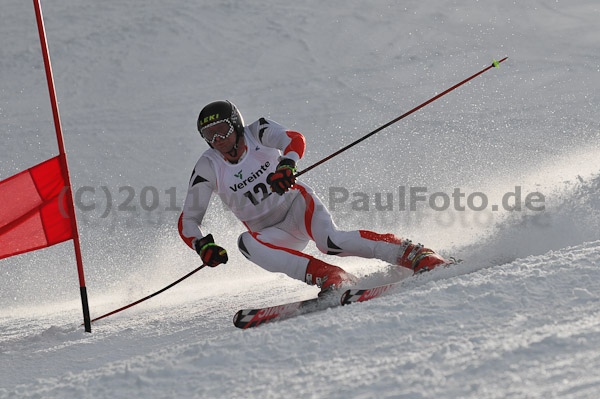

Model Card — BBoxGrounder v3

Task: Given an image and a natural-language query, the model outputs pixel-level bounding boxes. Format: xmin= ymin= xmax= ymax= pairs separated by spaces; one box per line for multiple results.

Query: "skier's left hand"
xmin=267 ymin=158 xmax=296 ymax=195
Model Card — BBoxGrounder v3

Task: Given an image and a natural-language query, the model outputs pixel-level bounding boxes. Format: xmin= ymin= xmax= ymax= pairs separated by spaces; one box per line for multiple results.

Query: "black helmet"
xmin=197 ymin=100 xmax=245 ymax=144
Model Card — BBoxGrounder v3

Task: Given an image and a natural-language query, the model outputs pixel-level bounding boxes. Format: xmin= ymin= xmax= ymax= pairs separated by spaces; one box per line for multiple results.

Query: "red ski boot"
xmin=396 ymin=239 xmax=449 ymax=273
xmin=305 ymin=258 xmax=358 ymax=294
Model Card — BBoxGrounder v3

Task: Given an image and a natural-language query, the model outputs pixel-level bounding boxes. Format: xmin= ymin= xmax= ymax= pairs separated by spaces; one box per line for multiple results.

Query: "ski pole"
xmin=295 ymin=57 xmax=508 ymax=178
xmin=85 ymin=264 xmax=207 ymax=325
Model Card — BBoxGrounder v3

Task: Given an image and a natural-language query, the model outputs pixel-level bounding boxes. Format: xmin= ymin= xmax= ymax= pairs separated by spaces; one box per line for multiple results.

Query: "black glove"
xmin=267 ymin=158 xmax=297 ymax=195
xmin=195 ymin=234 xmax=228 ymax=267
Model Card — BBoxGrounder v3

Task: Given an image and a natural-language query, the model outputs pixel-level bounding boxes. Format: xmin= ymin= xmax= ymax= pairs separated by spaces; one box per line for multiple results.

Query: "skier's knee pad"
xmin=237 ymin=232 xmax=253 ymax=259
xmin=314 ymin=229 xmax=348 ymax=256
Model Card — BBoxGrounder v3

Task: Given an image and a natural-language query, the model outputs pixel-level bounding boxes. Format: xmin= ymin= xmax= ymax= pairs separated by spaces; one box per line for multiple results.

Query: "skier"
xmin=178 ymin=100 xmax=450 ymax=293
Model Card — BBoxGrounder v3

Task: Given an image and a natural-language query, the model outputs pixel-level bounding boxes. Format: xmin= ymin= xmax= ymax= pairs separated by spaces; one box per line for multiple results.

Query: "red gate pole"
xmin=33 ymin=0 xmax=92 ymax=333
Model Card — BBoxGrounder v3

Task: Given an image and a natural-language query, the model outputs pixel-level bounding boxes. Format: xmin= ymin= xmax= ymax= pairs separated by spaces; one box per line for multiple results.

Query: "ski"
xmin=235 ymin=259 xmax=463 ymax=328
xmin=340 ymin=282 xmax=400 ymax=305
xmin=233 ymin=281 xmax=396 ymax=329
xmin=341 ymin=258 xmax=463 ymax=305
xmin=233 ymin=290 xmax=343 ymax=329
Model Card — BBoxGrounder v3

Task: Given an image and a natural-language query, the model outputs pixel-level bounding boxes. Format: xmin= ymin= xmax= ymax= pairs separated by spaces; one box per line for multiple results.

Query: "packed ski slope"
xmin=1 ymin=0 xmax=599 ymax=398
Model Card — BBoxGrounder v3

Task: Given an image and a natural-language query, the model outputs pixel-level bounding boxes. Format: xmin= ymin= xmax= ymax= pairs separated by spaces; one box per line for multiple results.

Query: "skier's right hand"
xmin=195 ymin=234 xmax=228 ymax=267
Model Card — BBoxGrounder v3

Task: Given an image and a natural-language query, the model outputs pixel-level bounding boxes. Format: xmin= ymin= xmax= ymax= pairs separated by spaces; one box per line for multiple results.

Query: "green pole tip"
xmin=493 ymin=59 xmax=500 ymax=68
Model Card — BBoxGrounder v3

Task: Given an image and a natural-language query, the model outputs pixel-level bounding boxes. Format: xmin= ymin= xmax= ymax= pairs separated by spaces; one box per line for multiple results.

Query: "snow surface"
xmin=1 ymin=0 xmax=600 ymax=398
